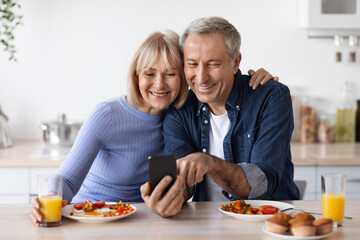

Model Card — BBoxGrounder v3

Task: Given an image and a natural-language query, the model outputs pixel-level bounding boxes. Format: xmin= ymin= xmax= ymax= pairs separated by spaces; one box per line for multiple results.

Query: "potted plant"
xmin=0 ymin=0 xmax=23 ymax=61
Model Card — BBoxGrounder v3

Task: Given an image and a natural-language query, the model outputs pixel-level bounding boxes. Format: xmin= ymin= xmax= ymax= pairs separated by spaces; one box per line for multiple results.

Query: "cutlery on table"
xmin=280 ymin=208 xmax=352 ymax=220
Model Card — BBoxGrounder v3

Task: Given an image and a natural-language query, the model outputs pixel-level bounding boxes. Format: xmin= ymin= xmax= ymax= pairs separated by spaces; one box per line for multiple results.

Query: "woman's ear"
xmin=233 ymin=53 xmax=241 ymax=75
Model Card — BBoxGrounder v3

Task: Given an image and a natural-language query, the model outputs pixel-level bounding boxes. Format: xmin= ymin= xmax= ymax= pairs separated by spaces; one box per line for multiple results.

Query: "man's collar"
xmin=225 ymin=69 xmax=243 ymax=111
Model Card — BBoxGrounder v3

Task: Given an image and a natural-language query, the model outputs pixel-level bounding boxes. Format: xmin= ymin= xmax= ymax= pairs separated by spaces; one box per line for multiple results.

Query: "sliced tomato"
xmin=85 ymin=199 xmax=92 ymax=203
xmin=260 ymin=206 xmax=279 ymax=215
xmin=73 ymin=203 xmax=85 ymax=210
xmin=249 ymin=206 xmax=259 ymax=214
xmin=94 ymin=201 xmax=106 ymax=209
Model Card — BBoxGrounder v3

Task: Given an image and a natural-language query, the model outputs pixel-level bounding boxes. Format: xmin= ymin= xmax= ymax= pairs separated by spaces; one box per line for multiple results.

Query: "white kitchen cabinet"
xmin=29 ymin=167 xmax=59 ymax=203
xmin=295 ymin=165 xmax=360 ymax=200
xmin=299 ymin=0 xmax=360 ymax=36
xmin=0 ymin=167 xmax=59 ymax=204
xmin=0 ymin=168 xmax=29 ymax=194
xmin=0 ymin=195 xmax=30 ymax=204
xmin=294 ymin=166 xmax=317 ymax=200
xmin=317 ymin=166 xmax=360 ymax=200
xmin=0 ymin=167 xmax=30 ymax=204
xmin=29 ymin=167 xmax=59 ymax=196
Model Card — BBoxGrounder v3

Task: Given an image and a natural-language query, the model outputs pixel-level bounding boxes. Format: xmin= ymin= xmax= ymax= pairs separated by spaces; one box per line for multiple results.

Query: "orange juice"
xmin=322 ymin=193 xmax=345 ymax=222
xmin=39 ymin=195 xmax=62 ymax=222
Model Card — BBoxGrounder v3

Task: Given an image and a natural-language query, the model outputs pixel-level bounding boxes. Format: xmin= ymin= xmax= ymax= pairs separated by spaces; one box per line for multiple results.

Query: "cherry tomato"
xmin=260 ymin=206 xmax=279 ymax=215
xmin=73 ymin=203 xmax=85 ymax=210
xmin=250 ymin=206 xmax=259 ymax=214
xmin=94 ymin=201 xmax=106 ymax=209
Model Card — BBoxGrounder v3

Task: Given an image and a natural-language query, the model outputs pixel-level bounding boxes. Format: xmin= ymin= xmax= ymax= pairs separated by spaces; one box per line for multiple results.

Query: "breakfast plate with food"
xmin=262 ymin=212 xmax=334 ymax=239
xmin=62 ymin=200 xmax=136 ymax=223
xmin=219 ymin=200 xmax=294 ymax=221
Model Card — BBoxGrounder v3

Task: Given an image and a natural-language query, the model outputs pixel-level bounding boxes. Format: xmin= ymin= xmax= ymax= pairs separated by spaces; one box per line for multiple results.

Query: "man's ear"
xmin=233 ymin=53 xmax=241 ymax=75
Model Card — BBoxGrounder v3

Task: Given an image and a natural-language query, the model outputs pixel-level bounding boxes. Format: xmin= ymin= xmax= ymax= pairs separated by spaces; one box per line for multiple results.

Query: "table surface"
xmin=0 ymin=200 xmax=359 ymax=240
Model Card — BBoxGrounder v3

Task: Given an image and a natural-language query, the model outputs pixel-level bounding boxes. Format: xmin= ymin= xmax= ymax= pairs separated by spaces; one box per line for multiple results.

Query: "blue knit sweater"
xmin=57 ymin=95 xmax=164 ymax=203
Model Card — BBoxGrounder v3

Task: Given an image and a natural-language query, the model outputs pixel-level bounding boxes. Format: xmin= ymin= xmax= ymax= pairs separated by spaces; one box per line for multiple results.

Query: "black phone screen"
xmin=148 ymin=155 xmax=177 ymax=193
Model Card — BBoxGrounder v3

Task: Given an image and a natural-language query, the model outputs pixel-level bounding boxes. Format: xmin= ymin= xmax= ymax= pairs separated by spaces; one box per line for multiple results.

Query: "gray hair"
xmin=179 ymin=16 xmax=241 ymax=62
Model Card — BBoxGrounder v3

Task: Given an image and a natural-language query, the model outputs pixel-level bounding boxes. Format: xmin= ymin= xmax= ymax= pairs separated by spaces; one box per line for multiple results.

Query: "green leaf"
xmin=1 ymin=39 xmax=8 ymax=46
xmin=0 ymin=0 xmax=23 ymax=62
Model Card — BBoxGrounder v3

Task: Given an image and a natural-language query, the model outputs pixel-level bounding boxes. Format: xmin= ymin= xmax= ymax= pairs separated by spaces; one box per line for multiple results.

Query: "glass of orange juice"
xmin=321 ymin=173 xmax=346 ymax=227
xmin=38 ymin=174 xmax=63 ymax=227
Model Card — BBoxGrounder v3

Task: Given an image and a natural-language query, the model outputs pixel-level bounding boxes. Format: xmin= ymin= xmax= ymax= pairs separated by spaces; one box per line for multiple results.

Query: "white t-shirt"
xmin=205 ymin=111 xmax=231 ymax=201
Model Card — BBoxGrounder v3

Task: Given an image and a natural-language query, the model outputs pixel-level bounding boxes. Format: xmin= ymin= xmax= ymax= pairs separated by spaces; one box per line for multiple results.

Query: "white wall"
xmin=1 ymin=0 xmax=360 ymax=141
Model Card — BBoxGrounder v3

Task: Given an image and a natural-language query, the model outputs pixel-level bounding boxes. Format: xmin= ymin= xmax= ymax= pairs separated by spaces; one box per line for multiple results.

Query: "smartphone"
xmin=148 ymin=155 xmax=177 ymax=193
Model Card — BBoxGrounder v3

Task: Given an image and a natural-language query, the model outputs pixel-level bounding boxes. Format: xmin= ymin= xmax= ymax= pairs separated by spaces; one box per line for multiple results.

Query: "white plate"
xmin=218 ymin=200 xmax=294 ymax=221
xmin=262 ymin=226 xmax=334 ymax=240
xmin=62 ymin=202 xmax=136 ymax=223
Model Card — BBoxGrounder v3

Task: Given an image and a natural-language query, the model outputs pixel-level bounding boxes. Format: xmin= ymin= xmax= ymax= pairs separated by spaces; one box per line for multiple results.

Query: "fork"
xmin=280 ymin=208 xmax=352 ymax=220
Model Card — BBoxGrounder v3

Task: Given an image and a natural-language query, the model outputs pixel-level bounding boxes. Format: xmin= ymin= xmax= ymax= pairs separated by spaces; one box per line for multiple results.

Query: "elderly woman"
xmin=30 ymin=30 xmax=276 ymax=225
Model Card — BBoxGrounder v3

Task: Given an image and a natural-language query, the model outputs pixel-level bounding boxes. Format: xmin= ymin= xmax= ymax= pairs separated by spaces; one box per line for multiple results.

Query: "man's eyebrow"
xmin=184 ymin=58 xmax=196 ymax=62
xmin=207 ymin=59 xmax=221 ymax=62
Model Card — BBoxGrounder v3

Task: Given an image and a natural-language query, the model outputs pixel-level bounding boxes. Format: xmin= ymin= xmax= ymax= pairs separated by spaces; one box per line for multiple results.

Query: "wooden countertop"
xmin=0 ymin=200 xmax=358 ymax=240
xmin=0 ymin=141 xmax=65 ymax=167
xmin=1 ymin=141 xmax=360 ymax=167
xmin=291 ymin=143 xmax=360 ymax=166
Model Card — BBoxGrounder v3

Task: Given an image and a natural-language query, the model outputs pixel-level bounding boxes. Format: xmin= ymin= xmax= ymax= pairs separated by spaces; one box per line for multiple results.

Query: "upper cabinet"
xmin=299 ymin=0 xmax=360 ymax=36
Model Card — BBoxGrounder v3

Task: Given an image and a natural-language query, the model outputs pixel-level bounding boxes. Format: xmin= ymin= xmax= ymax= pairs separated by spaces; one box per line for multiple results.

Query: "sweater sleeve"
xmin=57 ymin=102 xmax=113 ymax=202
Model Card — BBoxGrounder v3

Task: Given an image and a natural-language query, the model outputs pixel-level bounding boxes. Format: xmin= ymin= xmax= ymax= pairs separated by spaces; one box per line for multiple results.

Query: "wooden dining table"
xmin=0 ymin=200 xmax=359 ymax=240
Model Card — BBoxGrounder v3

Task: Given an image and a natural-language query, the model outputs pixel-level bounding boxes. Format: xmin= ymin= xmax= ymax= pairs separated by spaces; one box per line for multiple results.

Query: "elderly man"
xmin=141 ymin=16 xmax=299 ymax=217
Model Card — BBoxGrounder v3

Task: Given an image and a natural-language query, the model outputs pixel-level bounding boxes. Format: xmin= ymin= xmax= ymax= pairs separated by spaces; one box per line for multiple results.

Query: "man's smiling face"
xmin=183 ymin=33 xmax=240 ymax=114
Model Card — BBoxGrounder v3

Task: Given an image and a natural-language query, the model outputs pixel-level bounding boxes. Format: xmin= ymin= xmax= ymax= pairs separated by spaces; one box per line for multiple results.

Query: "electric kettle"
xmin=0 ymin=105 xmax=13 ymax=148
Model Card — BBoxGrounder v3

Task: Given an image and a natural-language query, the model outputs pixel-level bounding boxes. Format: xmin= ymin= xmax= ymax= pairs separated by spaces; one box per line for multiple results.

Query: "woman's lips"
xmin=150 ymin=91 xmax=169 ymax=97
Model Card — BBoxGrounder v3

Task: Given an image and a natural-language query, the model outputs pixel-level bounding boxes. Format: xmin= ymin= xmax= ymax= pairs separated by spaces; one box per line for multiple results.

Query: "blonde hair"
xmin=127 ymin=30 xmax=188 ymax=109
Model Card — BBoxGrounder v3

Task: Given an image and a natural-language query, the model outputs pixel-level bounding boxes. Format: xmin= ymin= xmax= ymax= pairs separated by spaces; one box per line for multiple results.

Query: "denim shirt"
xmin=163 ymin=69 xmax=300 ymax=201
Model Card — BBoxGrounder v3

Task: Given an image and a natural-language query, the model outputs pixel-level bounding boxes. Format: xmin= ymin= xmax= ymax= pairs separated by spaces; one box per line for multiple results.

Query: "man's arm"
xmin=243 ymin=85 xmax=294 ymax=198
xmin=177 ymin=152 xmax=251 ymax=197
xmin=177 ymin=84 xmax=293 ymax=199
xmin=165 ymin=101 xmax=253 ymax=198
xmin=236 ymin=85 xmax=293 ymax=198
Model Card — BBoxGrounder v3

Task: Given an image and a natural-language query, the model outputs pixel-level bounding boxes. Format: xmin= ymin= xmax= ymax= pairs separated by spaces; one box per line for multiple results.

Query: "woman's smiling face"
xmin=137 ymin=61 xmax=181 ymax=115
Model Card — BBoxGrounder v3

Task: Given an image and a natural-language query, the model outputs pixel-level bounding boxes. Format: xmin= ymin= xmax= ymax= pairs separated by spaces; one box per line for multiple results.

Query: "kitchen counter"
xmin=291 ymin=143 xmax=360 ymax=166
xmin=0 ymin=200 xmax=358 ymax=240
xmin=0 ymin=141 xmax=65 ymax=167
xmin=2 ymin=141 xmax=360 ymax=167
